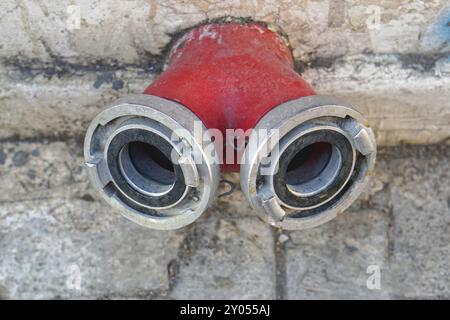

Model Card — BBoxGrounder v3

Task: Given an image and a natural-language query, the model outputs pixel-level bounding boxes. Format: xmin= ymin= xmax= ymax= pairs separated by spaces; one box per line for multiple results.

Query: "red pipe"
xmin=144 ymin=23 xmax=316 ymax=171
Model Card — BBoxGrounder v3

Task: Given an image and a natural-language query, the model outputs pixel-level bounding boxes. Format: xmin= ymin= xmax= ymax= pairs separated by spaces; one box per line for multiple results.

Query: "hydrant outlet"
xmin=84 ymin=22 xmax=376 ymax=230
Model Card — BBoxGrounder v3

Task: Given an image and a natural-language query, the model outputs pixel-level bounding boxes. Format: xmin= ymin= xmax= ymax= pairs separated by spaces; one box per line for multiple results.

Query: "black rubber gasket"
xmin=107 ymin=128 xmax=187 ymax=208
xmin=273 ymin=130 xmax=353 ymax=208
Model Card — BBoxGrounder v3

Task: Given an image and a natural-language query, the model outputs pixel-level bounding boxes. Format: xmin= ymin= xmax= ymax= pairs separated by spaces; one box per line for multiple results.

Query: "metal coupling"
xmin=240 ymin=96 xmax=376 ymax=230
xmin=84 ymin=95 xmax=220 ymax=230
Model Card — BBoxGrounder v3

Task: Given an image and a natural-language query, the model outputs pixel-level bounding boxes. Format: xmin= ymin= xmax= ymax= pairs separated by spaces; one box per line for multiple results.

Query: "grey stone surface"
xmin=0 ymin=141 xmax=185 ymax=299
xmin=1 ymin=1 xmax=449 ymax=146
xmin=169 ymin=217 xmax=275 ymax=300
xmin=375 ymin=146 xmax=450 ymax=299
xmin=0 ymin=140 xmax=449 ymax=299
xmin=0 ymin=199 xmax=184 ymax=299
xmin=285 ymin=145 xmax=450 ymax=299
xmin=285 ymin=209 xmax=390 ymax=299
xmin=0 ymin=67 xmax=152 ymax=141
xmin=1 ymin=0 xmax=448 ymax=64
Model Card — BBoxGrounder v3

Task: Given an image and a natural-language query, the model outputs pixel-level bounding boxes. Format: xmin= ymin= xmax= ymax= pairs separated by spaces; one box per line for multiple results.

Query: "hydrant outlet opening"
xmin=128 ymin=142 xmax=175 ymax=183
xmin=119 ymin=141 xmax=176 ymax=196
xmin=285 ymin=142 xmax=342 ymax=197
xmin=273 ymin=128 xmax=354 ymax=210
xmin=105 ymin=127 xmax=188 ymax=208
xmin=286 ymin=142 xmax=332 ymax=183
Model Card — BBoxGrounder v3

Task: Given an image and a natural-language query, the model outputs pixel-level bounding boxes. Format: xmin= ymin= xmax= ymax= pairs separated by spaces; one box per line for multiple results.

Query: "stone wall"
xmin=1 ymin=1 xmax=450 ymax=145
xmin=1 ymin=0 xmax=450 ymax=300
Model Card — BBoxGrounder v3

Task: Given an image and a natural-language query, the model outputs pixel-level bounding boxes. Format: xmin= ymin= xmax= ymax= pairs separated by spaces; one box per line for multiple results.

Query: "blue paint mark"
xmin=421 ymin=6 xmax=450 ymax=50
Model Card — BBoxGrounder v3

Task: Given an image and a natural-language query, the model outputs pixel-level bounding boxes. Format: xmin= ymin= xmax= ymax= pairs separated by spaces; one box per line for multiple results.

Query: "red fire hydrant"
xmin=84 ymin=22 xmax=376 ymax=230
xmin=145 ymin=23 xmax=316 ymax=172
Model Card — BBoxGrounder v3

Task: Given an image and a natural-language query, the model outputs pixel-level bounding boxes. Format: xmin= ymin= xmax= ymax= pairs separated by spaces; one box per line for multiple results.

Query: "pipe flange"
xmin=240 ymin=95 xmax=376 ymax=230
xmin=84 ymin=94 xmax=220 ymax=230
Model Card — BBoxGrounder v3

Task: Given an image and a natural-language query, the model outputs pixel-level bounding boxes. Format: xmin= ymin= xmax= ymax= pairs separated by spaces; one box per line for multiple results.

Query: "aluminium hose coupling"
xmin=84 ymin=95 xmax=220 ymax=230
xmin=84 ymin=22 xmax=376 ymax=230
xmin=240 ymin=96 xmax=376 ymax=230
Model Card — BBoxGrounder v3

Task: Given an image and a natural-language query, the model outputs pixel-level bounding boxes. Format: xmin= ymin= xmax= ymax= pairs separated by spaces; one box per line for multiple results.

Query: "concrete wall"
xmin=2 ymin=0 xmax=449 ymax=63
xmin=0 ymin=0 xmax=449 ymax=145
